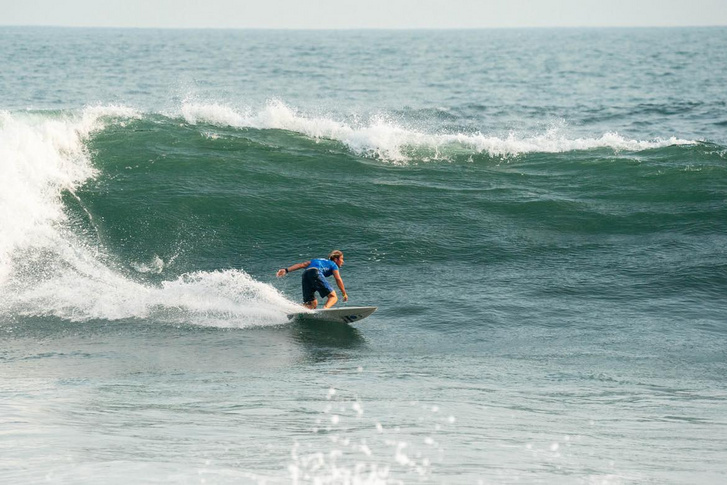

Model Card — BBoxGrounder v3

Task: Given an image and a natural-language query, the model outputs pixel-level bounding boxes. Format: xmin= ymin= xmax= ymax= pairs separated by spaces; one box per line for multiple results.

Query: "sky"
xmin=2 ymin=0 xmax=726 ymax=29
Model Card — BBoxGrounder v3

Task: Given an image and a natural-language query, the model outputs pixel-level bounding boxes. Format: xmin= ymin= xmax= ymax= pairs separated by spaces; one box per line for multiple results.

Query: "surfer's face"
xmin=334 ymin=255 xmax=344 ymax=267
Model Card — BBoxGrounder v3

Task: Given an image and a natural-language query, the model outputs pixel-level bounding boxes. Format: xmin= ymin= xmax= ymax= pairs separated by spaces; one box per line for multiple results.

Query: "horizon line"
xmin=2 ymin=23 xmax=727 ymax=31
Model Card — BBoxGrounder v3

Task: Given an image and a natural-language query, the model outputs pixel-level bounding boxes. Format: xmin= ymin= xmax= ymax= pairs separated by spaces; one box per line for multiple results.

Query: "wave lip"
xmin=1 ymin=108 xmax=96 ymax=285
xmin=179 ymin=99 xmax=697 ymax=162
xmin=0 ymin=105 xmax=141 ymax=283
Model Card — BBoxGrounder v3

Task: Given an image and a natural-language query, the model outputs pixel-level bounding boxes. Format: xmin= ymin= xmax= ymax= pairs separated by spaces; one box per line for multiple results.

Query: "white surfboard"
xmin=287 ymin=306 xmax=377 ymax=324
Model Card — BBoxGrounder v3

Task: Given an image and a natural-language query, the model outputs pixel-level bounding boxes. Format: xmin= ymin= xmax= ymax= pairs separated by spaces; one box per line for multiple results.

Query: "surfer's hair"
xmin=329 ymin=250 xmax=343 ymax=260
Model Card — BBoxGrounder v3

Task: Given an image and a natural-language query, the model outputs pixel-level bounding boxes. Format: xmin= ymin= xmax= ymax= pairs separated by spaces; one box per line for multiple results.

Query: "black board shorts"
xmin=302 ymin=268 xmax=334 ymax=303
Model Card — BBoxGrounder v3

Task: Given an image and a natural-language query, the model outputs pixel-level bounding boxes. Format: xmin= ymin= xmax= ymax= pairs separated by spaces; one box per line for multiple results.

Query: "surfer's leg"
xmin=302 ymin=268 xmax=318 ymax=308
xmin=313 ymin=272 xmax=335 ymax=308
xmin=323 ymin=291 xmax=338 ymax=309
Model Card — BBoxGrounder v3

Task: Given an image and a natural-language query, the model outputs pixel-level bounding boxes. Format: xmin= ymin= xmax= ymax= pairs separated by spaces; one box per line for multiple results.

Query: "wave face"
xmin=1 ymin=105 xmax=724 ymax=328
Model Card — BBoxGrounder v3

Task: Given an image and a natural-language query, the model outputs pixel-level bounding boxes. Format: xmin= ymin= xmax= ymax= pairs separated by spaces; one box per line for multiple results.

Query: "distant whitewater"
xmin=180 ymin=99 xmax=696 ymax=162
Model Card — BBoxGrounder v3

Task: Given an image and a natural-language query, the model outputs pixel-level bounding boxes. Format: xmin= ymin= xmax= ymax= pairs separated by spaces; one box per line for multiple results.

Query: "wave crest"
xmin=179 ymin=99 xmax=696 ymax=163
xmin=0 ymin=106 xmax=132 ymax=284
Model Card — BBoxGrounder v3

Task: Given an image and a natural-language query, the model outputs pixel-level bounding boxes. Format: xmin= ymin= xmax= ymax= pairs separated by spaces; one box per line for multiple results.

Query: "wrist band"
xmin=284 ymin=268 xmax=289 ymax=274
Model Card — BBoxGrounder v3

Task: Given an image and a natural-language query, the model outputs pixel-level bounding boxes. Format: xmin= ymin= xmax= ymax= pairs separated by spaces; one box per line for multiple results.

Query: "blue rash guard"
xmin=307 ymin=258 xmax=339 ymax=277
xmin=302 ymin=258 xmax=339 ymax=303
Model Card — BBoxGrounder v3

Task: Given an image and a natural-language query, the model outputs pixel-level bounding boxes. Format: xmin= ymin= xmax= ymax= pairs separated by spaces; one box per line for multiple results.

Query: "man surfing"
xmin=276 ymin=250 xmax=348 ymax=309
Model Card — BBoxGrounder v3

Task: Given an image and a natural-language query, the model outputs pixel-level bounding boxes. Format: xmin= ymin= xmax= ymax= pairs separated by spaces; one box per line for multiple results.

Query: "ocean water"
xmin=1 ymin=26 xmax=726 ymax=484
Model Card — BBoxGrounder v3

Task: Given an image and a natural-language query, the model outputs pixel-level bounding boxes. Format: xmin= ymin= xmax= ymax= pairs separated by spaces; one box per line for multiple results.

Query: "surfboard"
xmin=287 ymin=306 xmax=377 ymax=324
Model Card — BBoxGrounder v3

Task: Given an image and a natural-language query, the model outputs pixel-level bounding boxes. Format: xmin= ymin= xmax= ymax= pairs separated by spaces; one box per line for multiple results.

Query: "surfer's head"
xmin=329 ymin=250 xmax=344 ymax=267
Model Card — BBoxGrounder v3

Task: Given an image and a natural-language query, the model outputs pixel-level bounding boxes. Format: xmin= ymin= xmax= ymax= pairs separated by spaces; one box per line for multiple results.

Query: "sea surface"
xmin=1 ymin=27 xmax=726 ymax=484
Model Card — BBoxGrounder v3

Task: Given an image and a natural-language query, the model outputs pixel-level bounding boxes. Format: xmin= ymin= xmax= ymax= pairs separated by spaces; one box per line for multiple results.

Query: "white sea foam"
xmin=11 ymin=262 xmax=298 ymax=327
xmin=0 ymin=107 xmax=298 ymax=327
xmin=180 ymin=99 xmax=696 ymax=163
xmin=0 ymin=108 xmax=104 ymax=285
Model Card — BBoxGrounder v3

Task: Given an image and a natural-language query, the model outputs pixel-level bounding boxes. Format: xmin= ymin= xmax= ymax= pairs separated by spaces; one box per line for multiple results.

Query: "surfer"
xmin=276 ymin=250 xmax=348 ymax=309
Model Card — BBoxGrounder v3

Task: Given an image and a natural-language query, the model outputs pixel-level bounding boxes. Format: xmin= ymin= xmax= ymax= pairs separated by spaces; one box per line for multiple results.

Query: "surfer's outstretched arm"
xmin=332 ymin=270 xmax=348 ymax=302
xmin=276 ymin=261 xmax=310 ymax=277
